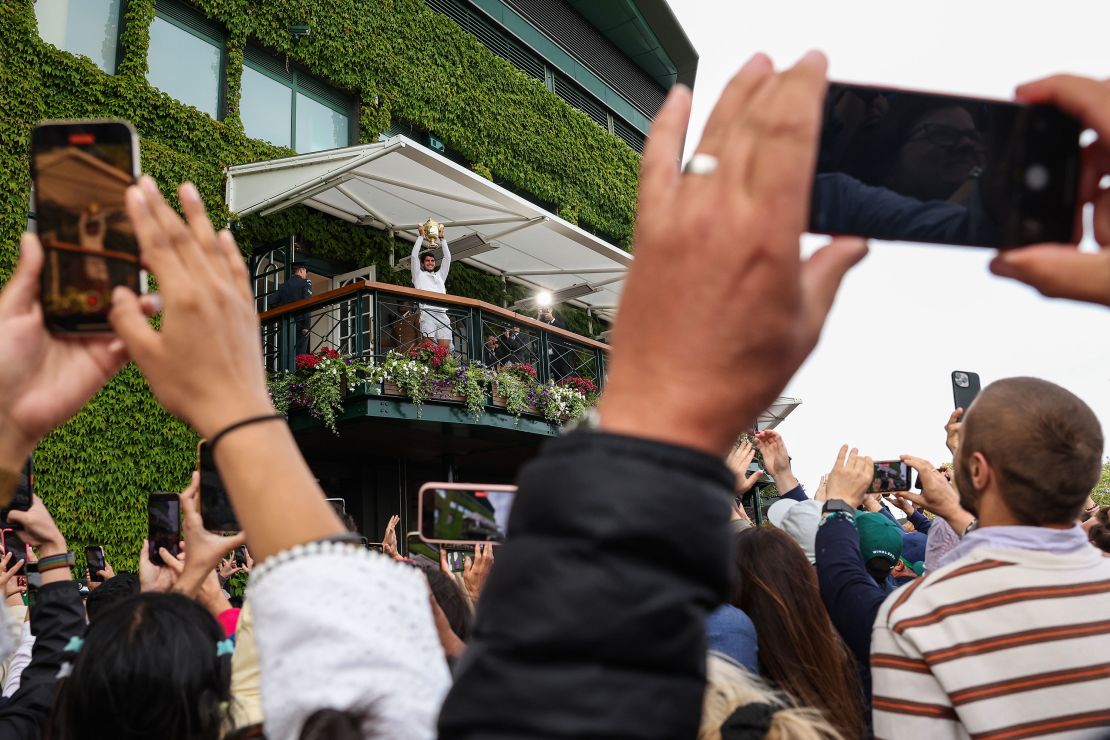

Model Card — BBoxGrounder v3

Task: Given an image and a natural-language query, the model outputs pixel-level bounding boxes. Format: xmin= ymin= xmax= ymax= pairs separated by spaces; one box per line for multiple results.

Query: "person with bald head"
xmin=871 ymin=377 xmax=1109 ymax=738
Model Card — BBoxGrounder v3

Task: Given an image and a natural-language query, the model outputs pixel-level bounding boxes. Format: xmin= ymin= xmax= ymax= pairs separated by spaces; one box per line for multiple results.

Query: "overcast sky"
xmin=666 ymin=0 xmax=1110 ymax=490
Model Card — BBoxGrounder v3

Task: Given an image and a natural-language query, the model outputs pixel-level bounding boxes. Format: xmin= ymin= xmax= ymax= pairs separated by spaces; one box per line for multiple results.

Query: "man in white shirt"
xmin=410 ymin=224 xmax=452 ymax=349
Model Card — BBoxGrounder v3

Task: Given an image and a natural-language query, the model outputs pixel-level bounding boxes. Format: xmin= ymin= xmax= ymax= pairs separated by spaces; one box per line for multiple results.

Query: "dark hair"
xmin=84 ymin=572 xmax=139 ymax=622
xmin=414 ymin=561 xmax=473 ymax=640
xmin=47 ymin=593 xmax=231 ymax=740
xmin=420 ymin=251 xmax=435 ymax=261
xmin=958 ymin=377 xmax=1104 ymax=525
xmin=730 ymin=528 xmax=866 ymax=739
xmin=865 ymin=556 xmax=892 ymax=585
xmin=298 ymin=706 xmax=378 ymax=740
xmin=1089 ymin=506 xmax=1110 ymax=554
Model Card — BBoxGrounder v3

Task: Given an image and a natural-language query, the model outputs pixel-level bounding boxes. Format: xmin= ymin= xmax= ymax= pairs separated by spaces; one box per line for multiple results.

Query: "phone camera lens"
xmin=954 ymin=372 xmax=969 ymax=388
xmin=1025 ymin=164 xmax=1050 ymax=192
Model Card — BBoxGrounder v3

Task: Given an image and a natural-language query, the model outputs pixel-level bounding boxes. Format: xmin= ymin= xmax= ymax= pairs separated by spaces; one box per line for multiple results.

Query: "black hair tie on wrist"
xmin=721 ymin=702 xmax=777 ymax=740
xmin=208 ymin=414 xmax=285 ymax=452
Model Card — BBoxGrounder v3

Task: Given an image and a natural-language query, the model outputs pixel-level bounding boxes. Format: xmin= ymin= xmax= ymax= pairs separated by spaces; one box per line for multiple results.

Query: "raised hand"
xmin=139 ymin=538 xmax=183 ymax=593
xmin=726 ymin=440 xmax=764 ymax=494
xmin=0 ymin=552 xmax=25 ymax=601
xmin=597 ymin=53 xmax=867 ymax=456
xmin=381 ymin=514 xmax=401 ymax=559
xmin=109 ymin=178 xmax=273 ymax=440
xmin=461 ymin=543 xmax=494 ymax=604
xmin=175 ymin=471 xmax=247 ymax=597
xmin=945 ymin=408 xmax=964 ymax=456
xmin=989 ymin=75 xmax=1110 ymax=306
xmin=755 ymin=430 xmax=800 ymax=492
xmin=898 ymin=455 xmax=974 ymax=534
xmin=825 ymin=445 xmax=873 ymax=509
xmin=0 ymin=234 xmax=131 ymax=472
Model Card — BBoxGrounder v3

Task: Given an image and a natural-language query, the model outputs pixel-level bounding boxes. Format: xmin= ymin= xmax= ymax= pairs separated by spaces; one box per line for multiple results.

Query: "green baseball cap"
xmin=854 ymin=512 xmax=903 ymax=566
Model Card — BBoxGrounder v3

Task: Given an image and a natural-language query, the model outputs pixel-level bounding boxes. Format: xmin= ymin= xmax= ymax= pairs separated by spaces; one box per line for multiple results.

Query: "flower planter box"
xmin=383 ymin=380 xmax=466 ymax=404
xmin=491 ymin=389 xmax=540 ymax=416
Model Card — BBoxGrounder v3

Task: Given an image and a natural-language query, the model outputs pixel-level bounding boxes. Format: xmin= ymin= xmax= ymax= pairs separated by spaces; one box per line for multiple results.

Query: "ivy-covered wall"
xmin=0 ymin=0 xmax=638 ymax=569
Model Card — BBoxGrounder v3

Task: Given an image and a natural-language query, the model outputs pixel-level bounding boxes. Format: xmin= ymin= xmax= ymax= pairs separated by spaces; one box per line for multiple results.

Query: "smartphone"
xmin=234 ymin=545 xmax=247 ymax=568
xmin=444 ymin=549 xmax=470 ymax=572
xmin=872 ymin=460 xmax=911 ymax=493
xmin=952 ymin=370 xmax=981 ymax=411
xmin=147 ymin=493 xmax=180 ymax=566
xmin=197 ymin=441 xmax=238 ymax=532
xmin=418 ymin=483 xmax=516 ymax=546
xmin=325 ymin=498 xmax=346 ymax=518
xmin=31 ymin=119 xmax=143 ymax=333
xmin=1 ymin=530 xmax=26 ymax=573
xmin=811 ymin=82 xmax=1080 ymax=248
xmin=85 ymin=545 xmax=107 ymax=583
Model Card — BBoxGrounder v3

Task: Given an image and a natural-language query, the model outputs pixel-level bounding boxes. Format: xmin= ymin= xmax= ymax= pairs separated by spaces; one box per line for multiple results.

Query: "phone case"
xmin=417 ymin=482 xmax=517 ymax=546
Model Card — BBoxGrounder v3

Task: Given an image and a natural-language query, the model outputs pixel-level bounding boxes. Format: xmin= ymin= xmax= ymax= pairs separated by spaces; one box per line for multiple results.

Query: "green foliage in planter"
xmin=1 ymin=0 xmax=630 ymax=555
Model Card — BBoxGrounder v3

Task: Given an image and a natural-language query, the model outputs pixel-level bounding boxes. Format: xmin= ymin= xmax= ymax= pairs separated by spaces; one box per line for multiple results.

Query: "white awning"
xmin=224 ymin=135 xmax=629 ymax=319
xmin=756 ymin=397 xmax=801 ymax=432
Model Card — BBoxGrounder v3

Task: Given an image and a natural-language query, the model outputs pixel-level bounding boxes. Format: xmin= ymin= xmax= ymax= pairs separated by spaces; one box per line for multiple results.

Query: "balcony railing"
xmin=258 ymin=280 xmax=608 ymax=423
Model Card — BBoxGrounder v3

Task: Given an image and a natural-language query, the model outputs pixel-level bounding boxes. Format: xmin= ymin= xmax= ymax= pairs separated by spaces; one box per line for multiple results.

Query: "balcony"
xmin=259 ymin=280 xmax=607 ymax=440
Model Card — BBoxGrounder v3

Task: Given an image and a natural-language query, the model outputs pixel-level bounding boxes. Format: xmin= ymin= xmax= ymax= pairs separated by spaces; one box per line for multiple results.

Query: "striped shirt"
xmin=871 ymin=544 xmax=1110 ymax=739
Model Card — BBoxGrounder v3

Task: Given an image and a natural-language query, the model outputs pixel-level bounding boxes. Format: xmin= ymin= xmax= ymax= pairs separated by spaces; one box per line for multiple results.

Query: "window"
xmin=241 ymin=48 xmax=352 ymax=153
xmin=35 ymin=0 xmax=123 ymax=73
xmin=145 ymin=1 xmax=224 ymax=117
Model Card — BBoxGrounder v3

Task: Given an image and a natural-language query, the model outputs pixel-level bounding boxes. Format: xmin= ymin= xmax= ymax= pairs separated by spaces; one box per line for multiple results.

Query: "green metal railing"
xmin=258 ymin=280 xmax=607 ymax=416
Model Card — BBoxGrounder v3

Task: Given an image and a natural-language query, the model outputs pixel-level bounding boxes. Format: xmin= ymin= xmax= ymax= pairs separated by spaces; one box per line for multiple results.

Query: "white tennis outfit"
xmin=410 ymin=235 xmax=452 ymax=342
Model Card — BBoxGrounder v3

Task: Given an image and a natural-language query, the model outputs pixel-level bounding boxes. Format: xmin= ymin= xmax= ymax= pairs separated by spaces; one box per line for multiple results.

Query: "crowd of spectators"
xmin=0 ymin=54 xmax=1106 ymax=739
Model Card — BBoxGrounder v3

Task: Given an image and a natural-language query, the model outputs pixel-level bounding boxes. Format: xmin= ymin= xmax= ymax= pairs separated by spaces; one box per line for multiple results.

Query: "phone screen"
xmin=811 ymin=82 xmax=1080 ymax=248
xmin=952 ymin=370 xmax=981 ymax=411
xmin=85 ymin=546 xmax=106 ymax=583
xmin=419 ymin=485 xmax=516 ymax=545
xmin=147 ymin=493 xmax=180 ymax=566
xmin=2 ymin=530 xmax=26 ymax=573
xmin=198 ymin=442 xmax=238 ymax=532
xmin=872 ymin=460 xmax=911 ymax=493
xmin=31 ymin=120 xmax=141 ymax=332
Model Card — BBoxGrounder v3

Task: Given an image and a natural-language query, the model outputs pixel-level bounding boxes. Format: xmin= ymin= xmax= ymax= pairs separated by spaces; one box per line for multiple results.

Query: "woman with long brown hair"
xmin=730 ymin=528 xmax=866 ymax=739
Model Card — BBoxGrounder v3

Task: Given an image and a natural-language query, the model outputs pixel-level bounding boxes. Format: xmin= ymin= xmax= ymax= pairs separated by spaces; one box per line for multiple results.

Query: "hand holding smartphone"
xmin=147 ymin=493 xmax=181 ymax=566
xmin=85 ymin=545 xmax=107 ymax=583
xmin=418 ymin=483 xmax=516 ymax=546
xmin=810 ymin=83 xmax=1080 ymax=248
xmin=951 ymin=370 xmax=981 ymax=411
xmin=871 ymin=460 xmax=911 ymax=493
xmin=197 ymin=441 xmax=239 ymax=532
xmin=30 ymin=119 xmax=143 ymax=333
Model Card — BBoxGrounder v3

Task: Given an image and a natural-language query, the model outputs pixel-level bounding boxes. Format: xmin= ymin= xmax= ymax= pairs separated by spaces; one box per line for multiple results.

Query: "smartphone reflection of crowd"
xmin=0 ymin=54 xmax=1107 ymax=740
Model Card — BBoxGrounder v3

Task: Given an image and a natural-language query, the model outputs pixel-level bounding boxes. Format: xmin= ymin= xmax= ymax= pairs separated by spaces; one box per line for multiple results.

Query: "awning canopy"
xmin=756 ymin=397 xmax=801 ymax=432
xmin=224 ymin=135 xmax=630 ymax=319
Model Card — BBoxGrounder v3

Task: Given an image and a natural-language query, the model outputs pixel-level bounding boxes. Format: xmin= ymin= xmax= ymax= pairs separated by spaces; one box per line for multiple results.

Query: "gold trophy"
xmin=421 ymin=218 xmax=445 ymax=247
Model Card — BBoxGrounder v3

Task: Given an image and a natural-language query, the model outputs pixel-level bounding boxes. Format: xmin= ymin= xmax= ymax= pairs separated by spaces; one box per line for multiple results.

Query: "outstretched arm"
xmin=410 ymin=234 xmax=424 ymax=285
xmin=438 ymin=236 xmax=450 ymax=281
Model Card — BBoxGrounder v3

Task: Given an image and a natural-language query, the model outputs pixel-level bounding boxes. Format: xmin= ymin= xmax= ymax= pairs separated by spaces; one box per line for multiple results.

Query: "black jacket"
xmin=0 ymin=581 xmax=86 ymax=739
xmin=438 ymin=432 xmax=733 ymax=739
xmin=271 ymin=276 xmax=313 ymax=329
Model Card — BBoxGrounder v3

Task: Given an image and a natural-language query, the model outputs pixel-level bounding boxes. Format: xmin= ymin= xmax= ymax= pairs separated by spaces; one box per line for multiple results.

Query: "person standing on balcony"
xmin=270 ymin=262 xmax=313 ymax=356
xmin=538 ymin=306 xmax=572 ymax=380
xmin=411 ymin=221 xmax=452 ymax=350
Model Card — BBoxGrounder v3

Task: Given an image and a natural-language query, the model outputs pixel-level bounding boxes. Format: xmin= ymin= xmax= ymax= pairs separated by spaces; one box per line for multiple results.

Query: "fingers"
xmin=140 ymin=539 xmax=152 ymax=567
xmin=989 ymin=246 xmax=1110 ymax=307
xmin=159 ymin=548 xmax=184 ymax=574
xmin=0 ymin=234 xmax=44 ymax=317
xmin=947 ymin=408 xmax=963 ymax=427
xmin=1015 ymin=75 xmax=1110 ymax=140
xmin=180 ymin=470 xmax=200 ymax=507
xmin=746 ymin=51 xmax=829 ymax=225
xmin=109 ymin=286 xmax=160 ymax=359
xmin=179 ymin=183 xmax=220 ymax=264
xmin=638 ymin=84 xmax=694 ymax=218
xmin=140 ymin=177 xmax=208 ymax=276
xmin=224 ymin=531 xmax=248 ymax=550
xmin=832 ymin=443 xmax=848 ymax=470
xmin=896 ymin=492 xmax=927 ymax=510
xmin=899 ymin=454 xmax=935 ymax=477
xmin=125 ymin=181 xmax=183 ymax=278
xmin=217 ymin=230 xmax=253 ymax=304
xmin=692 ymin=53 xmax=774 ymax=166
xmin=439 ymin=548 xmax=450 ymax=575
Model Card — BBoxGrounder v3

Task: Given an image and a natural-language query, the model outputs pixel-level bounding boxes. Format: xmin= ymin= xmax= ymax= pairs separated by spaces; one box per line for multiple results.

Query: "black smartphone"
xmin=872 ymin=460 xmax=911 ymax=493
xmin=147 ymin=493 xmax=180 ymax=566
xmin=417 ymin=483 xmax=516 ymax=546
xmin=30 ymin=119 xmax=143 ymax=333
xmin=234 ymin=545 xmax=247 ymax=568
xmin=85 ymin=545 xmax=107 ymax=583
xmin=952 ymin=370 xmax=981 ymax=411
xmin=325 ymin=498 xmax=346 ymax=518
xmin=198 ymin=441 xmax=238 ymax=532
xmin=811 ymin=82 xmax=1080 ymax=248
xmin=1 ymin=530 xmax=26 ymax=573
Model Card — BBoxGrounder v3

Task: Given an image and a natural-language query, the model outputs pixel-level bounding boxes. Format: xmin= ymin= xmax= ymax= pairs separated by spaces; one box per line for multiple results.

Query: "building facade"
xmin=0 ymin=0 xmax=695 ymax=565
